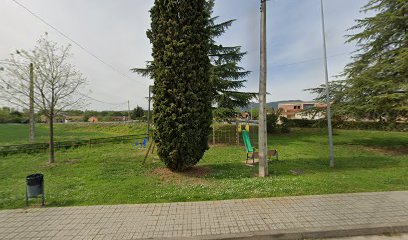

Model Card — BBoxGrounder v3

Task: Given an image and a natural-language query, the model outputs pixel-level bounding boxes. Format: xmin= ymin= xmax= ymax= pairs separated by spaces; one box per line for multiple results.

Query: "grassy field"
xmin=0 ymin=122 xmax=148 ymax=145
xmin=0 ymin=128 xmax=407 ymax=209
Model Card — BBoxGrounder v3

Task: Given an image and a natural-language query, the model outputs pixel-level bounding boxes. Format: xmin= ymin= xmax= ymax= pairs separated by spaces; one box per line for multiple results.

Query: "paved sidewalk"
xmin=0 ymin=191 xmax=407 ymax=239
xmin=333 ymin=233 xmax=408 ymax=239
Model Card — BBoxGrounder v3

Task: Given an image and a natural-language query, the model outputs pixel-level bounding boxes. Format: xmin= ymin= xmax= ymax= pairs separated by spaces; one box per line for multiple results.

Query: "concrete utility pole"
xmin=320 ymin=0 xmax=334 ymax=168
xmin=29 ymin=63 xmax=35 ymax=143
xmin=127 ymin=100 xmax=131 ymax=121
xmin=258 ymin=0 xmax=268 ymax=177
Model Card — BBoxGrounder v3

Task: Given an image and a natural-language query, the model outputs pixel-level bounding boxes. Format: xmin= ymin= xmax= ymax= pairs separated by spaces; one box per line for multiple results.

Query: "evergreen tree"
xmin=131 ymin=106 xmax=144 ymax=119
xmin=332 ymin=0 xmax=407 ymax=122
xmin=133 ymin=0 xmax=255 ymax=119
xmin=147 ymin=0 xmax=212 ymax=171
xmin=207 ymin=0 xmax=256 ymax=118
xmin=306 ymin=80 xmax=349 ymax=121
xmin=309 ymin=0 xmax=407 ymax=122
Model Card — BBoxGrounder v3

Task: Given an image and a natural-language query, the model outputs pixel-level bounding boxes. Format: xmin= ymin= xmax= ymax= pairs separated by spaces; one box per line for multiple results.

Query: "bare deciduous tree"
xmin=0 ymin=36 xmax=87 ymax=163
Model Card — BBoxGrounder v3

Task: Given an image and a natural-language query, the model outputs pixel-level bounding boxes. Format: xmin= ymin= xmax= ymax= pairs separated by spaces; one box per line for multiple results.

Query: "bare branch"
xmin=0 ymin=35 xmax=87 ymax=116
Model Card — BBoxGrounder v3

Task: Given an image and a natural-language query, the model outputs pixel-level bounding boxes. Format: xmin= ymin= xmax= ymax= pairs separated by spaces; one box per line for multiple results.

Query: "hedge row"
xmin=285 ymin=119 xmax=408 ymax=131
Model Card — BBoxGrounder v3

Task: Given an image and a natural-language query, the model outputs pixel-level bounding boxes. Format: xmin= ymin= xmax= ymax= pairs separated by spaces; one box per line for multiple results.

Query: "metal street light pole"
xmin=320 ymin=0 xmax=334 ymax=168
xmin=258 ymin=0 xmax=268 ymax=177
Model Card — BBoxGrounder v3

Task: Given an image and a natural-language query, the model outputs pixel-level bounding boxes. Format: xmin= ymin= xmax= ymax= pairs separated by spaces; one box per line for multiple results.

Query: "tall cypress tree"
xmin=147 ymin=0 xmax=212 ymax=171
xmin=134 ymin=1 xmax=255 ymax=119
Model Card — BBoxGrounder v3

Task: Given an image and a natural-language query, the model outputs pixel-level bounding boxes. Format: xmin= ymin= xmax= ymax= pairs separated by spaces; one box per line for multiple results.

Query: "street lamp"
xmin=320 ymin=0 xmax=334 ymax=168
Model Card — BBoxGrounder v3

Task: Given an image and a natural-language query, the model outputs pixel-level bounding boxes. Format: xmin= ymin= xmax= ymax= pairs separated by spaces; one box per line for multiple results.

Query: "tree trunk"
xmin=49 ymin=115 xmax=55 ymax=163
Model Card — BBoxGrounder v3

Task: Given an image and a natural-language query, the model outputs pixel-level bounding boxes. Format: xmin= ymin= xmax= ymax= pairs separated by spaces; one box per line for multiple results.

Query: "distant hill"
xmin=241 ymin=100 xmax=304 ymax=111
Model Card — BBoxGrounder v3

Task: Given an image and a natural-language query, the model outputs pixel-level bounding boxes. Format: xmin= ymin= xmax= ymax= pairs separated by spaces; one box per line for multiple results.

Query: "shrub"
xmin=283 ymin=118 xmax=407 ymax=131
xmin=279 ymin=117 xmax=290 ymax=133
xmin=266 ymin=113 xmax=279 ymax=133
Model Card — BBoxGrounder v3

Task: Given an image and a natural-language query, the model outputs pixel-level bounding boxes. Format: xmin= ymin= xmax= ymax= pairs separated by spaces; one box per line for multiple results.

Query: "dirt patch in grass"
xmin=150 ymin=166 xmax=212 ymax=184
xmin=363 ymin=146 xmax=408 ymax=156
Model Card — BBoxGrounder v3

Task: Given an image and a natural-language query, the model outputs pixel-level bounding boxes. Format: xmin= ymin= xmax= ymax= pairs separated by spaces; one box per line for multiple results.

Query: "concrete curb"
xmin=158 ymin=222 xmax=408 ymax=240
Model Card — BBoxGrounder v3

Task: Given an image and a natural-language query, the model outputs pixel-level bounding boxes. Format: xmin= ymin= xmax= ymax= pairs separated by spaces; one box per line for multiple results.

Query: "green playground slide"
xmin=242 ymin=130 xmax=279 ymax=162
xmin=242 ymin=130 xmax=254 ymax=153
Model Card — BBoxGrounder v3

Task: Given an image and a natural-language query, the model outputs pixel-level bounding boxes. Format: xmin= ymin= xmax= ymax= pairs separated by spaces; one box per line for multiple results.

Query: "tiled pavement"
xmin=333 ymin=233 xmax=408 ymax=239
xmin=0 ymin=191 xmax=408 ymax=239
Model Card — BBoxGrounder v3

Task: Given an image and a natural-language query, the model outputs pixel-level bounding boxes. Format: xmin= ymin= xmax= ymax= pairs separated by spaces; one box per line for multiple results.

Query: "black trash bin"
xmin=26 ymin=174 xmax=45 ymax=207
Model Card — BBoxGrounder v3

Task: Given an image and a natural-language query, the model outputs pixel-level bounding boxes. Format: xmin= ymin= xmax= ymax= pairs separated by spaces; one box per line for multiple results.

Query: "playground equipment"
xmin=142 ymin=140 xmax=156 ymax=164
xmin=237 ymin=122 xmax=250 ymax=134
xmin=142 ymin=129 xmax=157 ymax=164
xmin=242 ymin=130 xmax=255 ymax=164
xmin=241 ymin=129 xmax=279 ymax=164
xmin=135 ymin=138 xmax=147 ymax=149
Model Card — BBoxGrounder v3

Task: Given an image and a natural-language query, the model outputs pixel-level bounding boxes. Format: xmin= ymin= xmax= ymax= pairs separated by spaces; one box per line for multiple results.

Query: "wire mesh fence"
xmin=208 ymin=121 xmax=259 ymax=146
xmin=1 ymin=121 xmax=258 ymax=156
xmin=0 ymin=134 xmax=147 ymax=156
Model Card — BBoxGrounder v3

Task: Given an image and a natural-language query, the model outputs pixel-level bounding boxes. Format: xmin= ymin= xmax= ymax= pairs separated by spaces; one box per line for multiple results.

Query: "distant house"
xmin=241 ymin=112 xmax=250 ymax=119
xmin=39 ymin=114 xmax=65 ymax=123
xmin=278 ymin=102 xmax=326 ymax=120
xmin=88 ymin=116 xmax=98 ymax=123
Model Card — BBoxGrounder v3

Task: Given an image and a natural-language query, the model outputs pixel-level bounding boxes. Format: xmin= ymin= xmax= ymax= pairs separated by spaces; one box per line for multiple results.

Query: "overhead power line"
xmin=271 ymin=52 xmax=348 ymax=68
xmin=78 ymin=92 xmax=128 ymax=106
xmin=10 ymin=0 xmax=147 ymax=86
xmin=1 ymin=60 xmax=129 ymax=108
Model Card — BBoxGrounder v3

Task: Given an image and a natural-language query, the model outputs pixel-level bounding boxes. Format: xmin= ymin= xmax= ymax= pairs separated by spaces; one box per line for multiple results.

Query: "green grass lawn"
xmin=0 ymin=128 xmax=407 ymax=209
xmin=0 ymin=122 xmax=148 ymax=145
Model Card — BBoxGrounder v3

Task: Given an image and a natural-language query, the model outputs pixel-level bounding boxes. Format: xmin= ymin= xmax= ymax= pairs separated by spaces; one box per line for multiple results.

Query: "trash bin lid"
xmin=26 ymin=173 xmax=43 ymax=186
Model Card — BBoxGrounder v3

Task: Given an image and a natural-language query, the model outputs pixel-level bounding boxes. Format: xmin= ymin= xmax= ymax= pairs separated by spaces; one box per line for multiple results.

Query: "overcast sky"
xmin=0 ymin=0 xmax=369 ymax=111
